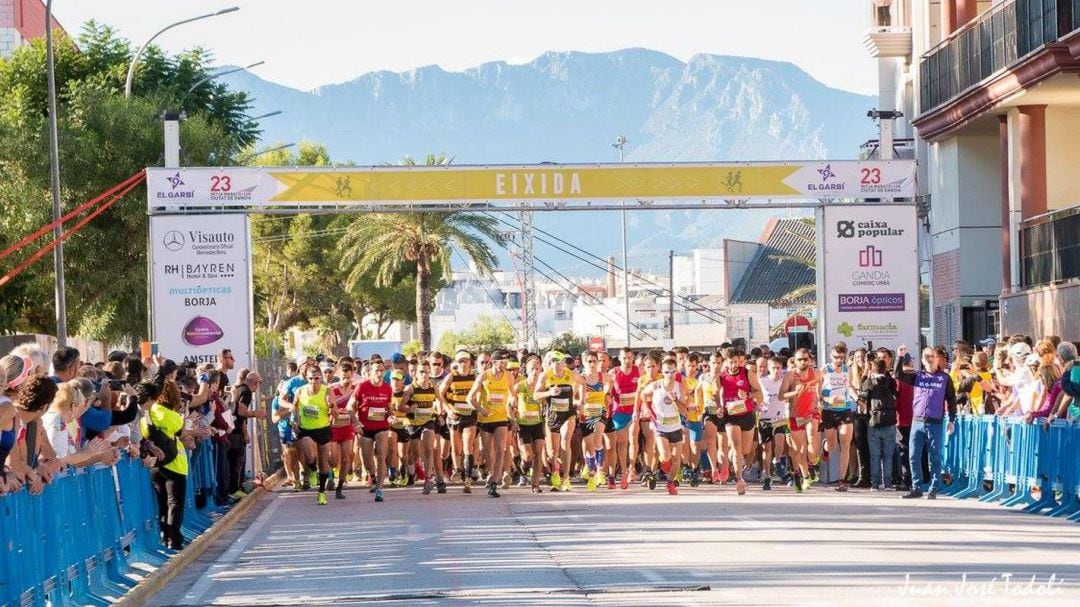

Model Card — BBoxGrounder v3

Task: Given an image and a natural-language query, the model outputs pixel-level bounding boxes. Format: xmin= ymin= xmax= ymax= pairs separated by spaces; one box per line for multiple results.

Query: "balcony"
xmin=1019 ymin=204 xmax=1080 ymax=288
xmin=858 ymin=137 xmax=916 ymax=160
xmin=918 ymin=0 xmax=1080 ymax=116
xmin=863 ymin=26 xmax=914 ymax=58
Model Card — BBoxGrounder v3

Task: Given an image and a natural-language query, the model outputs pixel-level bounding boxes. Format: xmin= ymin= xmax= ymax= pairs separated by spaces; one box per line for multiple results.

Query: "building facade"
xmin=868 ymin=0 xmax=1080 ymax=343
xmin=0 ymin=0 xmax=58 ymax=57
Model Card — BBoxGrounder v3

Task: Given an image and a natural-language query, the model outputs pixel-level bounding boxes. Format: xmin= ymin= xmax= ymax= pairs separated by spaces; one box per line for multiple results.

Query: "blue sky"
xmin=55 ymin=0 xmax=877 ymax=93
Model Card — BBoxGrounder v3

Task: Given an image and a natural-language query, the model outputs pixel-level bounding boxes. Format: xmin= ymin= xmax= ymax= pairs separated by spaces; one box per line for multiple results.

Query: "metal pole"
xmin=45 ymin=0 xmax=66 ymax=346
xmin=613 ymin=135 xmax=631 ymax=348
xmin=124 ymin=7 xmax=240 ymax=98
xmin=669 ymin=250 xmax=675 ymax=340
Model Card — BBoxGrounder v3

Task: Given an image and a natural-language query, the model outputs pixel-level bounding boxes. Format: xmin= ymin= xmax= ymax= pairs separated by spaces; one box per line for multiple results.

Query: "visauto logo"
xmin=162 ymin=230 xmax=185 ymax=252
xmin=858 ymin=246 xmax=883 ymax=267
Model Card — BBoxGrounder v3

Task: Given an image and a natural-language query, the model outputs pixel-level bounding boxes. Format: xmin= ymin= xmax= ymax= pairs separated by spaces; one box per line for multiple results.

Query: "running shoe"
xmin=502 ymin=471 xmax=513 ymax=489
xmin=561 ymin=479 xmax=572 ymax=492
xmin=607 ymin=475 xmax=616 ymax=491
xmin=293 ymin=483 xmax=301 ymax=493
xmin=415 ymin=463 xmax=427 ymax=481
xmin=374 ymin=488 xmax=384 ymax=502
xmin=369 ymin=483 xmax=377 ymax=494
xmin=620 ymin=473 xmax=629 ymax=490
xmin=762 ymin=477 xmax=772 ymax=491
xmin=395 ymin=475 xmax=408 ymax=488
xmin=587 ymin=476 xmax=597 ymax=492
xmin=436 ymin=480 xmax=447 ymax=494
xmin=719 ymin=464 xmax=730 ymax=484
xmin=463 ymin=478 xmax=472 ymax=494
xmin=517 ymin=475 xmax=528 ymax=488
xmin=407 ymin=473 xmax=416 ymax=487
xmin=736 ymin=479 xmax=747 ymax=495
xmin=835 ymin=481 xmax=848 ymax=492
xmin=597 ymin=469 xmax=607 ymax=488
xmin=422 ymin=479 xmax=434 ymax=495
xmin=793 ymin=474 xmax=804 ymax=493
xmin=690 ymin=469 xmax=700 ymax=488
xmin=231 ymin=490 xmax=247 ymax=501
xmin=647 ymin=472 xmax=657 ymax=491
xmin=335 ymin=487 xmax=345 ymax=500
xmin=317 ymin=492 xmax=328 ymax=506
xmin=808 ymin=466 xmax=820 ymax=483
xmin=487 ymin=483 xmax=501 ymax=498
xmin=550 ymin=472 xmax=562 ymax=491
xmin=711 ymin=470 xmax=722 ymax=484
xmin=666 ymin=480 xmax=678 ymax=495
xmin=532 ymin=486 xmax=543 ymax=494
xmin=801 ymin=477 xmax=813 ymax=492
xmin=308 ymin=470 xmax=318 ymax=489
xmin=579 ymin=467 xmax=591 ymax=482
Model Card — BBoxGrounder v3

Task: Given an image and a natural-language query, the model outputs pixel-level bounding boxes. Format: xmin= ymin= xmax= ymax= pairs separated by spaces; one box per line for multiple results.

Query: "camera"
xmin=108 ymin=379 xmax=127 ymax=391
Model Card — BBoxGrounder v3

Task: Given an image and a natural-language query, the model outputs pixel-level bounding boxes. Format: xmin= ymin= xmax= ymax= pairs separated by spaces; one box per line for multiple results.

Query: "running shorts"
xmin=547 ymin=409 xmax=576 ymax=432
xmin=684 ymin=420 xmax=704 ymax=443
xmin=361 ymin=428 xmax=389 ymax=441
xmin=610 ymin=412 xmax=633 ymax=431
xmin=726 ymin=413 xmax=756 ymax=432
xmin=703 ymin=413 xmax=725 ymax=431
xmin=821 ymin=409 xmax=854 ymax=430
xmin=330 ymin=425 xmax=355 ymax=443
xmin=518 ymin=423 xmax=545 ymax=444
xmin=656 ymin=428 xmax=683 ymax=444
xmin=407 ymin=420 xmax=436 ymax=439
xmin=393 ymin=428 xmax=411 ymax=444
xmin=436 ymin=417 xmax=451 ymax=440
xmin=448 ymin=412 xmax=478 ymax=429
xmin=278 ymin=423 xmax=295 ymax=445
xmin=770 ymin=418 xmax=791 ymax=435
xmin=582 ymin=416 xmax=607 ymax=434
xmin=789 ymin=416 xmax=812 ymax=432
xmin=297 ymin=426 xmax=332 ymax=446
xmin=757 ymin=420 xmax=776 ymax=444
xmin=478 ymin=420 xmax=509 ymax=434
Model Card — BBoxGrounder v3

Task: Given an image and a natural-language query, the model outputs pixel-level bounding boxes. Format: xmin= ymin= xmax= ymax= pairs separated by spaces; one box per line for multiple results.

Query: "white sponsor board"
xmin=145 ymin=160 xmax=917 ymax=209
xmin=817 ymin=205 xmax=920 ymax=357
xmin=150 ymin=214 xmax=253 ymax=371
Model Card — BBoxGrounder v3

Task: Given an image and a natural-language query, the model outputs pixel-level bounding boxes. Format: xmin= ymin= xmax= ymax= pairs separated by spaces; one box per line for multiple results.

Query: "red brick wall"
xmin=932 ymin=249 xmax=962 ymax=345
xmin=12 ymin=0 xmax=61 ymax=40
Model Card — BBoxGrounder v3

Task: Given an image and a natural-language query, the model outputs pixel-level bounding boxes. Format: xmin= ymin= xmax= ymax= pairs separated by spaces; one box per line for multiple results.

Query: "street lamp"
xmin=186 ymin=61 xmax=265 ymax=95
xmin=249 ymin=110 xmax=283 ymax=121
xmin=124 ymin=7 xmax=240 ymax=98
xmin=45 ymin=0 xmax=66 ymax=345
xmin=611 ymin=135 xmax=631 ymax=348
xmin=238 ymin=142 xmax=295 ymax=164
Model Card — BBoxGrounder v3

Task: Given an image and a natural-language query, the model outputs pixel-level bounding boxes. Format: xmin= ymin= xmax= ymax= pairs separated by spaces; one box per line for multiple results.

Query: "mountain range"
xmin=221 ymin=48 xmax=875 ymax=274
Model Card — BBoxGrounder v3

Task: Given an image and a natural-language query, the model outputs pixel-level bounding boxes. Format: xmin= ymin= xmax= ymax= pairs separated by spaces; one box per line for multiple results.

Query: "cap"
xmin=295 ymin=355 xmax=311 ymax=366
xmin=507 ymin=361 xmax=521 ymax=370
xmin=548 ymin=351 xmax=566 ymax=360
xmin=391 ymin=353 xmax=407 ymax=364
xmin=390 ymin=370 xmax=405 ymax=380
xmin=1008 ymin=342 xmax=1032 ymax=358
xmin=107 ymin=350 xmax=128 ymax=363
xmin=1024 ymin=353 xmax=1040 ymax=367
xmin=977 ymin=337 xmax=996 ymax=347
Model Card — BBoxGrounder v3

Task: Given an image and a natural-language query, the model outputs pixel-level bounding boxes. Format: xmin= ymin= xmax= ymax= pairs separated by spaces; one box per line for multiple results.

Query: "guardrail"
xmin=0 ymin=443 xmax=225 ymax=607
xmin=942 ymin=414 xmax=1080 ymax=519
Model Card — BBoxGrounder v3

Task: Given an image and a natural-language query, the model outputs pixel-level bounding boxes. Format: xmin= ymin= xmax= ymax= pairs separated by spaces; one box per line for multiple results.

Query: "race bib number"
xmin=522 ymin=409 xmax=541 ymax=421
xmin=772 ymin=418 xmax=789 ymax=430
xmin=619 ymin=393 xmax=636 ymax=406
xmin=414 ymin=407 xmax=433 ymax=418
xmin=661 ymin=415 xmax=679 ymax=427
xmin=488 ymin=393 xmax=506 ymax=405
xmin=454 ymin=404 xmax=474 ymax=414
xmin=333 ymin=411 xmax=351 ymax=424
xmin=302 ymin=405 xmax=320 ymax=418
xmin=585 ymin=403 xmax=604 ymax=417
xmin=367 ymin=408 xmax=387 ymax=421
xmin=725 ymin=400 xmax=749 ymax=416
xmin=552 ymin=398 xmax=570 ymax=413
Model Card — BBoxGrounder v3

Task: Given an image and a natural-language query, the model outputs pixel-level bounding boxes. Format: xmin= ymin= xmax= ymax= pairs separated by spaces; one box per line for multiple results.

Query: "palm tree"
xmin=337 ymin=153 xmax=507 ymax=349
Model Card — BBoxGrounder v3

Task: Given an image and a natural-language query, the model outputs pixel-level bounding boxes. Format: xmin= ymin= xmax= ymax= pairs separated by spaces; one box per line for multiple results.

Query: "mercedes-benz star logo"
xmin=163 ymin=230 xmax=185 ymax=252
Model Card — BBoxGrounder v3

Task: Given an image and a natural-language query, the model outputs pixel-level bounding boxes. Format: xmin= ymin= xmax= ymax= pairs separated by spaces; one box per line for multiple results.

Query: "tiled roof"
xmin=729 ymin=217 xmax=816 ymax=305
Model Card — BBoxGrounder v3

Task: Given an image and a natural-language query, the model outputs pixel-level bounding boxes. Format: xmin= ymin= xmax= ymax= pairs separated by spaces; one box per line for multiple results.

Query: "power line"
xmin=450 ymin=251 xmax=520 ymax=332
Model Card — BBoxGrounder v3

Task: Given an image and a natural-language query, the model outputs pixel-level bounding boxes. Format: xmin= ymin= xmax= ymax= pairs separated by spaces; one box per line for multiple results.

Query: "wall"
xmin=691 ymin=249 xmax=726 ymax=296
xmin=1045 ymin=105 xmax=1080 ymax=211
xmin=1001 ymin=282 xmax=1080 ymax=341
xmin=722 ymin=239 xmax=760 ymax=302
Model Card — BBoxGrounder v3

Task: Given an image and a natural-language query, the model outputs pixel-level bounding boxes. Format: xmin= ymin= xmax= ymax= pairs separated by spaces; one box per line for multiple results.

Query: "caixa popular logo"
xmin=836 ymin=220 xmax=905 ymax=239
xmin=156 ymin=171 xmax=195 ymax=199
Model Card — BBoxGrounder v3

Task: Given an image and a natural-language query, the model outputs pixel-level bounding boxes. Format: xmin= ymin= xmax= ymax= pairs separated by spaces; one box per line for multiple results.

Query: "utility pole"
xmin=45 ymin=0 xmax=66 ymax=346
xmin=612 ymin=135 xmax=632 ymax=348
xmin=669 ymin=250 xmax=675 ymax=340
xmin=519 ymin=206 xmax=538 ymax=351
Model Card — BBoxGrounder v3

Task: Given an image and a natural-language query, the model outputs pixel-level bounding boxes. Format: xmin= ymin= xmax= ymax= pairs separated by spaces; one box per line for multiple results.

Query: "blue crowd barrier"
xmin=0 ymin=449 xmax=229 ymax=607
xmin=942 ymin=414 xmax=1080 ymax=518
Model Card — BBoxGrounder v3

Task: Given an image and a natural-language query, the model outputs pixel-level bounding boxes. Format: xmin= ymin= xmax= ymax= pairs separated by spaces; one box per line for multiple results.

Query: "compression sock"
xmin=318 ymin=473 xmax=329 ymax=493
xmin=661 ymin=460 xmax=672 ymax=476
xmin=464 ymin=455 xmax=474 ymax=480
xmin=595 ymin=449 xmax=605 ymax=469
xmin=585 ymin=454 xmax=596 ymax=473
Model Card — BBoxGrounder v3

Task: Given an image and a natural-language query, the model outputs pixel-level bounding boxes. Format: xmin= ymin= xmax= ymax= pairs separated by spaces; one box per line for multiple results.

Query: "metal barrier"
xmin=0 ymin=451 xmax=228 ymax=607
xmin=942 ymin=415 xmax=1080 ymax=519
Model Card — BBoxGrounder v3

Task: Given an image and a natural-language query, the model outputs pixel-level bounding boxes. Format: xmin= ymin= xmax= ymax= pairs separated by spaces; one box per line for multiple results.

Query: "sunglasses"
xmin=795 ymin=357 xmax=809 ymax=361
xmin=661 ymin=370 xmax=676 ymax=375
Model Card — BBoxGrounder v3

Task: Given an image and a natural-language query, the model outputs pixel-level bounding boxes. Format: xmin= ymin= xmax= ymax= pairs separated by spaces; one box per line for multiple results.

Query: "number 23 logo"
xmin=210 ymin=175 xmax=231 ymax=192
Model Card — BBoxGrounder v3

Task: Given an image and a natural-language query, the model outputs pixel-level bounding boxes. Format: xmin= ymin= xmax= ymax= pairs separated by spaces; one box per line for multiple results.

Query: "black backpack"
xmin=146 ymin=422 xmax=178 ymax=466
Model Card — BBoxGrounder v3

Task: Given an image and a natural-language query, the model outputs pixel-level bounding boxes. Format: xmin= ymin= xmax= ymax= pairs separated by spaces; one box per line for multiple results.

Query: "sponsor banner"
xmin=819 ymin=205 xmax=919 ymax=355
xmin=145 ymin=161 xmax=916 ymax=209
xmin=150 ymin=215 xmax=253 ymax=372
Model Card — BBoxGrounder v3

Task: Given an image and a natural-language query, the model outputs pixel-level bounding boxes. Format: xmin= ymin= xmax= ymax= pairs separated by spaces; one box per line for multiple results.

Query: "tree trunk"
xmin=416 ymin=258 xmax=432 ymax=350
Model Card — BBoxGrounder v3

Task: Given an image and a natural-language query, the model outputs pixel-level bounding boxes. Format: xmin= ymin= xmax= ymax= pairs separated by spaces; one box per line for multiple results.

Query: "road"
xmin=147 ymin=481 xmax=1080 ymax=606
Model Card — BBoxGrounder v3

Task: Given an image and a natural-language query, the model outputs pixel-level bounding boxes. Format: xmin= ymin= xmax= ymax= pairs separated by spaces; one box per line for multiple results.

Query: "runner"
xmin=639 ymin=357 xmax=687 ymax=495
xmin=718 ymin=347 xmax=763 ymax=495
xmin=513 ymin=355 xmax=547 ymax=494
xmin=779 ymin=348 xmax=820 ymax=493
xmin=820 ymin=344 xmax=855 ymax=491
xmin=681 ymin=353 xmax=703 ymax=487
xmin=696 ymin=351 xmax=728 ymax=484
xmin=469 ymin=349 xmax=513 ymax=498
xmin=388 ymin=370 xmax=412 ymax=487
xmin=756 ymin=356 xmax=788 ymax=491
xmin=349 ymin=359 xmax=394 ymax=502
xmin=402 ymin=362 xmax=445 ymax=494
xmin=294 ymin=365 xmax=333 ymax=505
xmin=632 ymin=354 xmax=663 ymax=486
xmin=327 ymin=360 xmax=359 ymax=499
xmin=609 ymin=348 xmax=640 ymax=490
xmin=427 ymin=351 xmax=453 ymax=485
xmin=577 ymin=351 xmax=612 ymax=492
xmin=536 ymin=350 xmax=583 ymax=492
xmin=271 ymin=361 xmax=301 ymax=489
xmin=439 ymin=351 xmax=478 ymax=493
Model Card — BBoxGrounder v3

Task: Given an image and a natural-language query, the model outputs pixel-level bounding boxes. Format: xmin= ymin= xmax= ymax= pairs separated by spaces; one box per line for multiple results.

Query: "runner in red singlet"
xmin=609 ymin=348 xmax=640 ymax=490
xmin=779 ymin=347 xmax=819 ymax=493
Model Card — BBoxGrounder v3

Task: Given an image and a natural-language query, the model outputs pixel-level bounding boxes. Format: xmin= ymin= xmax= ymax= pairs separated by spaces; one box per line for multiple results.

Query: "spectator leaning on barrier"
xmin=143 ymin=378 xmax=195 ymax=550
xmin=40 ymin=381 xmax=113 ymax=469
xmin=896 ymin=344 xmax=956 ymax=500
xmin=1 ymin=375 xmax=58 ymax=495
xmin=1025 ymin=341 xmax=1063 ymax=422
xmin=860 ymin=357 xmax=897 ymax=492
xmin=229 ymin=369 xmax=265 ymax=499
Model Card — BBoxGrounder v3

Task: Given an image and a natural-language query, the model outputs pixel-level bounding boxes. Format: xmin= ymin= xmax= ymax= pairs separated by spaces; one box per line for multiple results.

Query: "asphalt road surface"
xmin=147 ymin=480 xmax=1080 ymax=606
